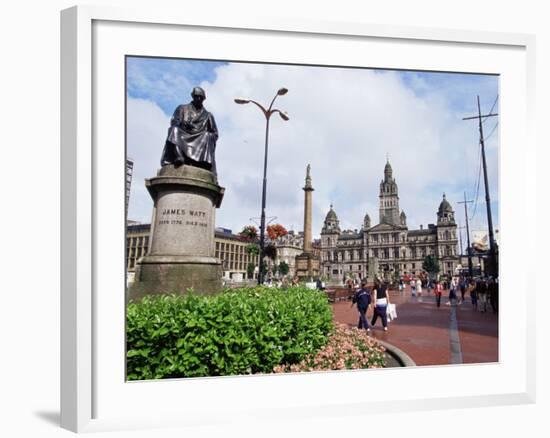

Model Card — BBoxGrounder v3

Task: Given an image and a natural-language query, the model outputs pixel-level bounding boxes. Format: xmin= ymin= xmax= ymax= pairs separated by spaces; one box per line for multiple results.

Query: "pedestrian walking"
xmin=410 ymin=277 xmax=416 ymax=297
xmin=459 ymin=277 xmax=467 ymax=304
xmin=399 ymin=278 xmax=404 ymax=295
xmin=416 ymin=277 xmax=422 ymax=297
xmin=434 ymin=279 xmax=443 ymax=307
xmin=476 ymin=278 xmax=488 ymax=312
xmin=371 ymin=280 xmax=390 ymax=331
xmin=468 ymin=279 xmax=477 ymax=309
xmin=448 ymin=277 xmax=458 ymax=306
xmin=488 ymin=277 xmax=498 ymax=314
xmin=352 ymin=280 xmax=372 ymax=332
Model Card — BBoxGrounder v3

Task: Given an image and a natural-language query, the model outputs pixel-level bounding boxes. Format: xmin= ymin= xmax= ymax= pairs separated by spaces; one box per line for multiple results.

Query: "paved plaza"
xmin=332 ymin=286 xmax=498 ymax=366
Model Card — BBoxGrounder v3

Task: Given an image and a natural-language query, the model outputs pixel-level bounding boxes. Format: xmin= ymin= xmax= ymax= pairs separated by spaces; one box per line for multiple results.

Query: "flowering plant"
xmin=272 ymin=323 xmax=386 ymax=372
xmin=239 ymin=225 xmax=258 ymax=241
xmin=267 ymin=223 xmax=288 ymax=241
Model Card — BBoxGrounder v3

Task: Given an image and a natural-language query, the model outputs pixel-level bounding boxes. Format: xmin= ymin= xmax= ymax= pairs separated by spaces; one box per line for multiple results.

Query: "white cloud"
xmin=127 ymin=98 xmax=170 ymax=223
xmin=127 ymin=63 xmax=499 ymax=239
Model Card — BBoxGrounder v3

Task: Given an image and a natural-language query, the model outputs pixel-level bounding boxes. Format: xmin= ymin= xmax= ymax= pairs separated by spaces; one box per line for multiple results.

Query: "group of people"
xmin=351 ymin=279 xmax=392 ymax=333
xmin=401 ymin=277 xmax=427 ymax=297
xmin=462 ymin=277 xmax=499 ymax=313
xmin=401 ymin=275 xmax=498 ymax=313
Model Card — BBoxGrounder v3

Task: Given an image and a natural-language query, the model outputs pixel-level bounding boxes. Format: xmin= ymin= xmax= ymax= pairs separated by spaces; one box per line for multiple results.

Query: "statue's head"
xmin=191 ymin=87 xmax=206 ymax=105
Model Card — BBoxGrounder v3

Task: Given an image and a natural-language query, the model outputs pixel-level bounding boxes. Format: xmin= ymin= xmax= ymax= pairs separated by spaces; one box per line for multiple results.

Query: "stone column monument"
xmin=128 ymin=87 xmax=225 ymax=301
xmin=295 ymin=165 xmax=320 ymax=279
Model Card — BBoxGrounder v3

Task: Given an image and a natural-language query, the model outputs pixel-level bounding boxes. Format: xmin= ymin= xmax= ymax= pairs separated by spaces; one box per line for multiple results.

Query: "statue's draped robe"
xmin=161 ymin=103 xmax=218 ymax=175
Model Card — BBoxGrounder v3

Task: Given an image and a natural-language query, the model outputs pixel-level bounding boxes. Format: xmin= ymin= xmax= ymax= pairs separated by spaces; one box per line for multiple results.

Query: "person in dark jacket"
xmin=487 ymin=277 xmax=498 ymax=313
xmin=476 ymin=278 xmax=488 ymax=312
xmin=352 ymin=280 xmax=372 ymax=331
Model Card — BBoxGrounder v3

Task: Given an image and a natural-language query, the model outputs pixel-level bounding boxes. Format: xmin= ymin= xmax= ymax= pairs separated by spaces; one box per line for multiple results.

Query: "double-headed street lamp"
xmin=235 ymin=88 xmax=289 ymax=285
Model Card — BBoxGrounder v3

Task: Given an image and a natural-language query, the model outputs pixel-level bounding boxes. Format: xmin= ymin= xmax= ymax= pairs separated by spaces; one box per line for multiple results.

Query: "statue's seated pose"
xmin=160 ymin=87 xmax=218 ymax=177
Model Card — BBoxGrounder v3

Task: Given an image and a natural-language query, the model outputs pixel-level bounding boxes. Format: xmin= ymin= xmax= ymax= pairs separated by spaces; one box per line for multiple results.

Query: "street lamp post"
xmin=235 ymin=88 xmax=289 ymax=284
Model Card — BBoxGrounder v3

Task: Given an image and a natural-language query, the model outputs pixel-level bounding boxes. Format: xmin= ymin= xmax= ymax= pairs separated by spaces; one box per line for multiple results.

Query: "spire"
xmin=379 ymin=158 xmax=399 ymax=225
xmin=384 ymin=159 xmax=393 ymax=181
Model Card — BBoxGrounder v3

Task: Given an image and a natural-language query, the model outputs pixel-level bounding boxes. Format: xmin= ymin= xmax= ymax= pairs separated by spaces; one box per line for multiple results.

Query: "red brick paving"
xmin=332 ymin=286 xmax=498 ymax=366
xmin=455 ymin=301 xmax=499 ymax=363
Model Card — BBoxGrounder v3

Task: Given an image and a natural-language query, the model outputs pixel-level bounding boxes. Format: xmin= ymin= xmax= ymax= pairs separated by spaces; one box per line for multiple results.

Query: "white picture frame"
xmin=60 ymin=5 xmax=536 ymax=433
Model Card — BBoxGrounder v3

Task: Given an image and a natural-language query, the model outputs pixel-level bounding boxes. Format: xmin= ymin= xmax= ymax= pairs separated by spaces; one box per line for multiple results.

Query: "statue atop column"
xmin=295 ymin=164 xmax=320 ymax=280
xmin=160 ymin=86 xmax=219 ymax=178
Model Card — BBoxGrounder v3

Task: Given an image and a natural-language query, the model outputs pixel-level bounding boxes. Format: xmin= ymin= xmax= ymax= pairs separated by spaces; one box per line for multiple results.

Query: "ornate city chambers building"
xmin=320 ymin=161 xmax=459 ymax=282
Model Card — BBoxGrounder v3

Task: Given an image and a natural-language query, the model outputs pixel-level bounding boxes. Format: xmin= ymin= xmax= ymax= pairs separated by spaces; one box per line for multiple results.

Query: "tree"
xmin=278 ymin=261 xmax=289 ymax=276
xmin=422 ymin=255 xmax=440 ymax=279
xmin=246 ymin=262 xmax=255 ymax=279
xmin=267 ymin=223 xmax=288 ymax=241
xmin=239 ymin=225 xmax=258 ymax=242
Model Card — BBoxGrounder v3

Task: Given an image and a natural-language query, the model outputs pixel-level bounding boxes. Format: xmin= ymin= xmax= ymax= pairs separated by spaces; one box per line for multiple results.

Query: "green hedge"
xmin=126 ymin=286 xmax=333 ymax=380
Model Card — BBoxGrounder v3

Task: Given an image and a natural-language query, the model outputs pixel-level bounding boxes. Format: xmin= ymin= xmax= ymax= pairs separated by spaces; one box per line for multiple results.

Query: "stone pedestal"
xmin=128 ymin=165 xmax=224 ymax=301
xmin=295 ymin=252 xmax=321 ymax=280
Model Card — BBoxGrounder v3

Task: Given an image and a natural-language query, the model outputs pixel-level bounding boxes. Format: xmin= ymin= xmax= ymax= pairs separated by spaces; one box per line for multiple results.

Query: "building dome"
xmin=325 ymin=204 xmax=338 ymax=221
xmin=438 ymin=193 xmax=453 ymax=213
xmin=321 ymin=204 xmax=341 ymax=234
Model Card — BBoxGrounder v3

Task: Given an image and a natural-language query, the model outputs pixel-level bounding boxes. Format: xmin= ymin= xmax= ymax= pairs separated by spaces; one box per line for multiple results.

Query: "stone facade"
xmin=320 ymin=160 xmax=459 ymax=283
xmin=271 ymin=231 xmax=303 ymax=278
xmin=126 ymin=158 xmax=133 ymax=216
xmin=127 ymin=224 xmax=260 ymax=281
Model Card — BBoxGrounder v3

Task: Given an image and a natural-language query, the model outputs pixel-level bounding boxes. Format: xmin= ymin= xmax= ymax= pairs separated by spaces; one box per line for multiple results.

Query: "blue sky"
xmin=126 ymin=56 xmax=499 ymax=249
xmin=127 ymin=57 xmax=227 ymax=114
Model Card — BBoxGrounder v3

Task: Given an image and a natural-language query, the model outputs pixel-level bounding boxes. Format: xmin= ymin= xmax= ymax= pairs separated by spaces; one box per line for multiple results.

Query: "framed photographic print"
xmin=61 ymin=5 xmax=536 ymax=433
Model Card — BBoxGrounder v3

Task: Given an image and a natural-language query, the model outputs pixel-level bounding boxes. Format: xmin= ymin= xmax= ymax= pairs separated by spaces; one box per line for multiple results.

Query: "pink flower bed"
xmin=272 ymin=323 xmax=386 ymax=373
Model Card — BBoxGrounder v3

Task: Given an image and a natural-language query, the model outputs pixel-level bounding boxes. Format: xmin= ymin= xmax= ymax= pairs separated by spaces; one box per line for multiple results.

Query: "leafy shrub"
xmin=272 ymin=323 xmax=386 ymax=373
xmin=126 ymin=286 xmax=333 ymax=380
